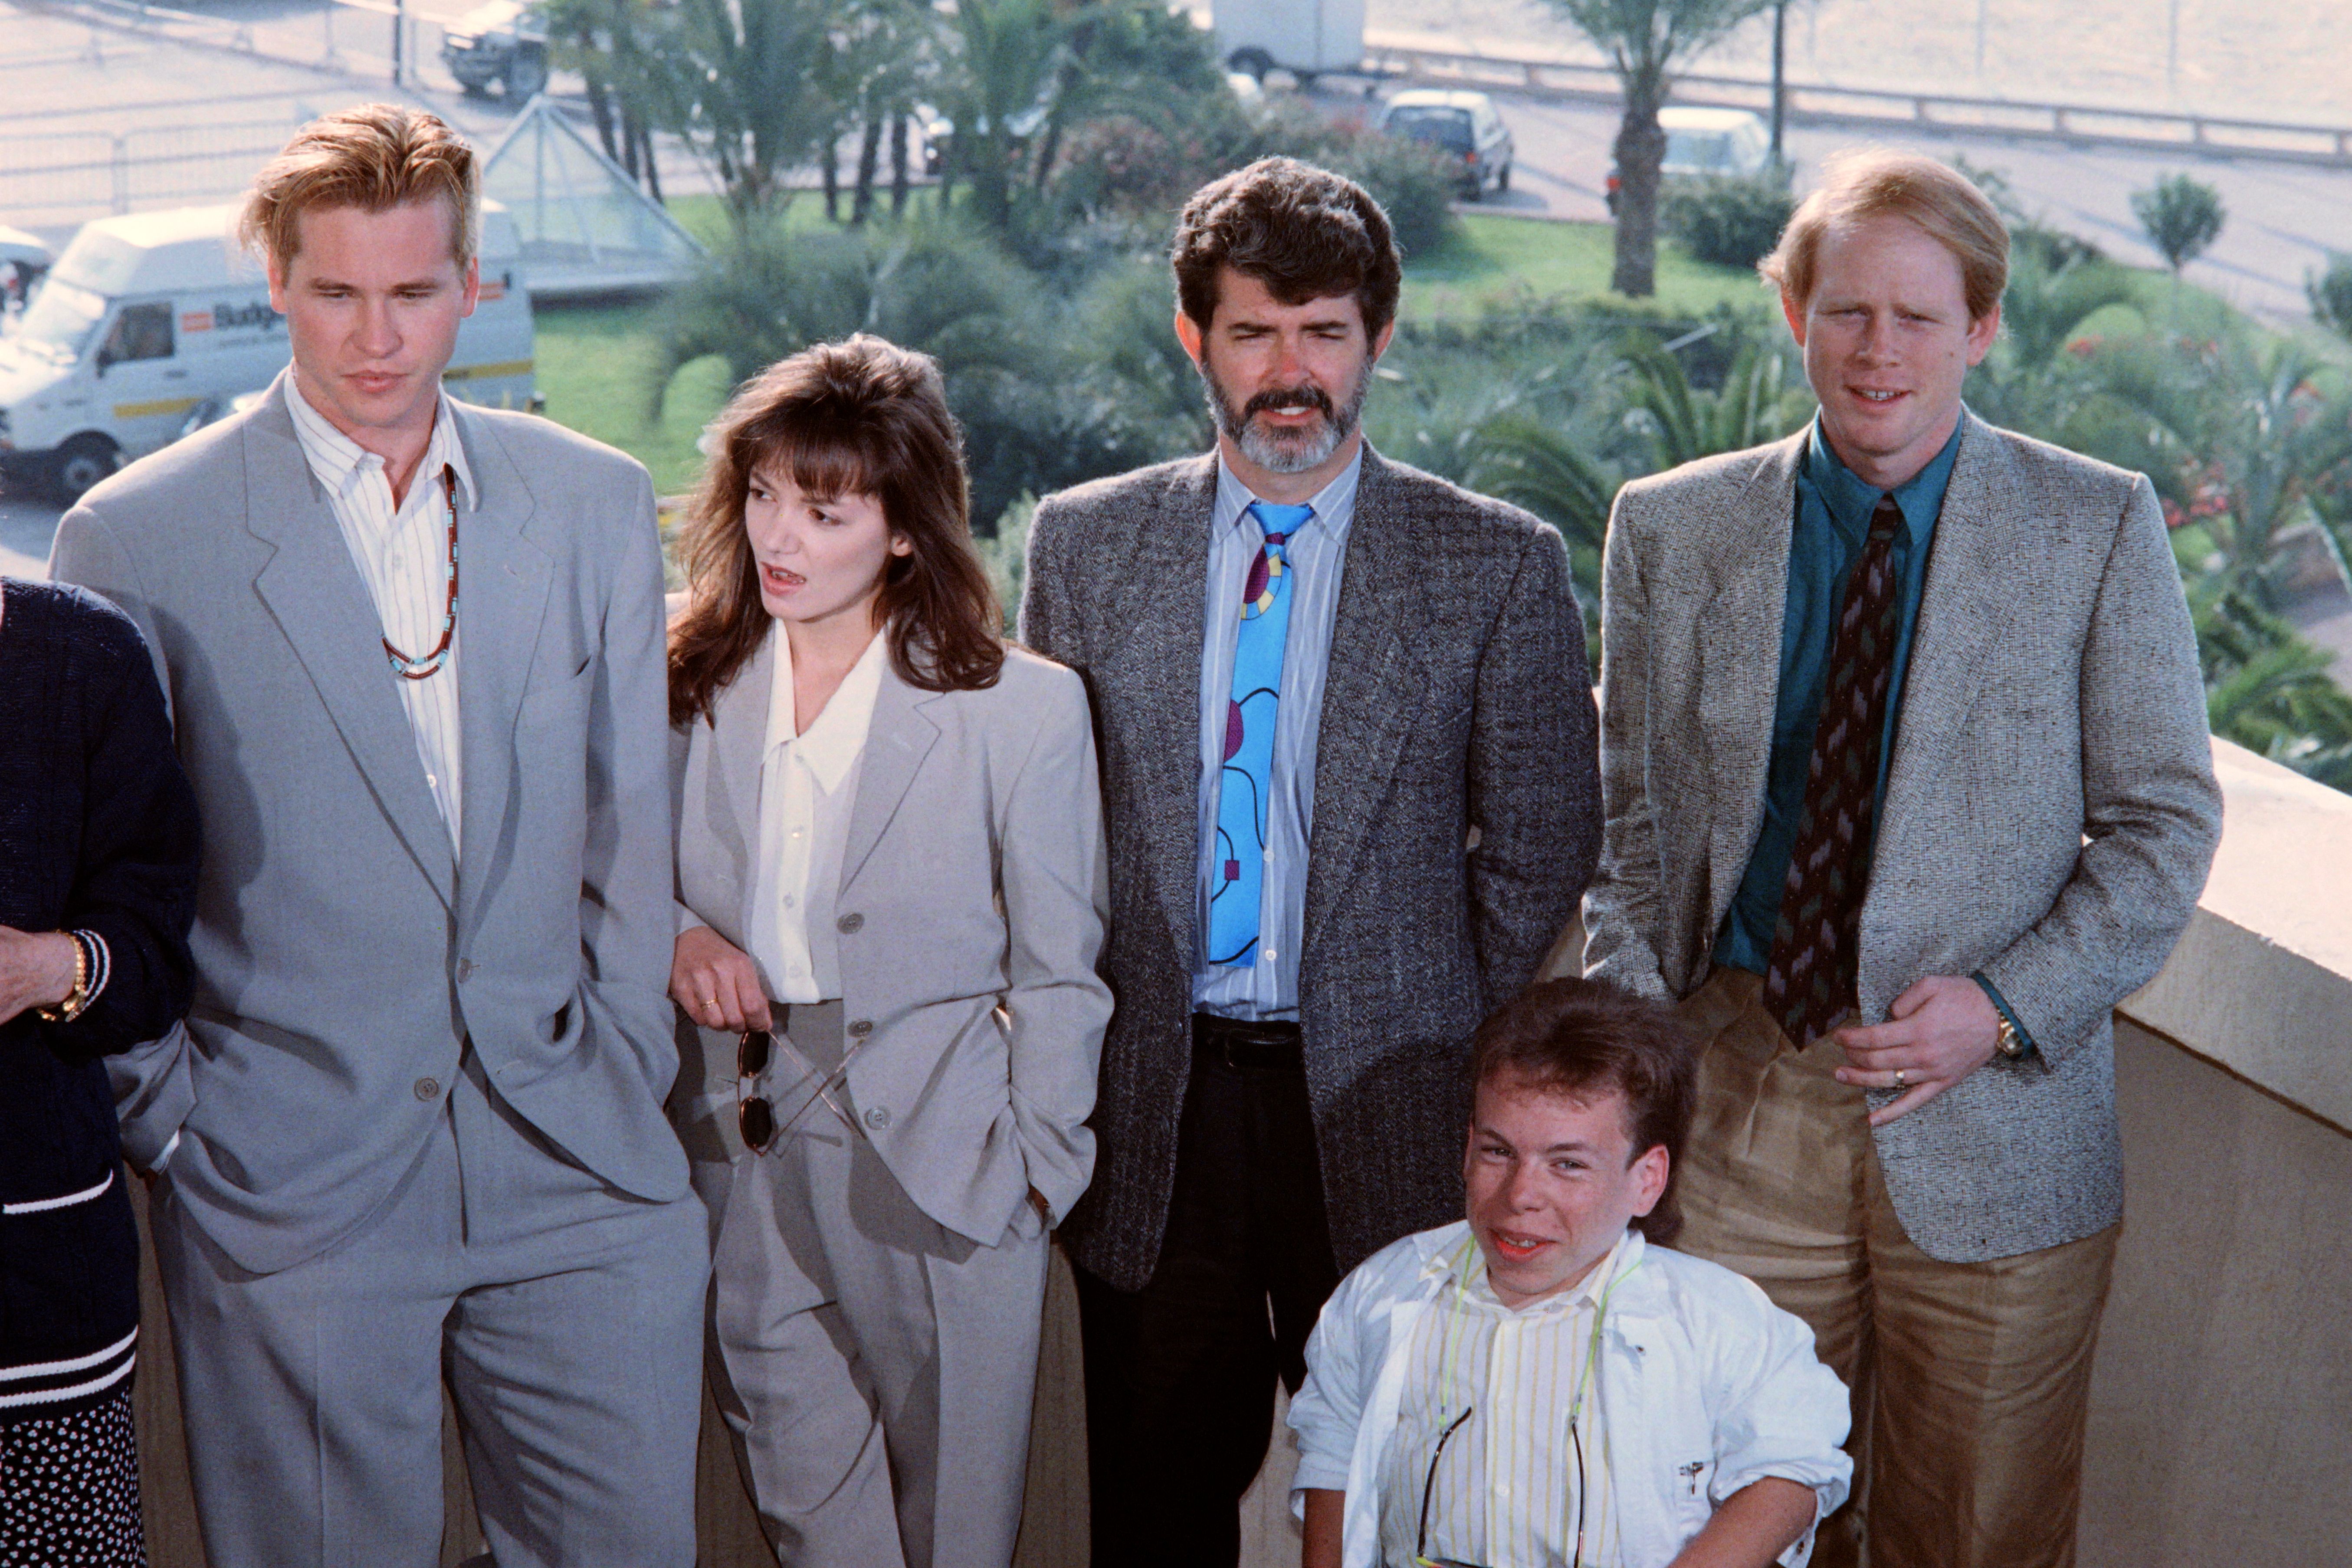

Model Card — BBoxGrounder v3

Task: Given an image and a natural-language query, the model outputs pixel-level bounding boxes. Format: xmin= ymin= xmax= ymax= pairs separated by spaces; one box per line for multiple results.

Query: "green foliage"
xmin=648 ymin=213 xmax=1202 ymax=531
xmin=2189 ymin=574 xmax=2352 ymax=789
xmin=2307 ymin=253 xmax=2352 ymax=342
xmin=1616 ymin=327 xmax=1812 ymax=470
xmin=2131 ymin=172 xmax=2226 ymax=275
xmin=1659 ymin=173 xmax=1794 ymax=270
xmin=1962 ymin=246 xmax=2137 ymax=436
xmin=1044 ymin=96 xmax=1460 ymax=261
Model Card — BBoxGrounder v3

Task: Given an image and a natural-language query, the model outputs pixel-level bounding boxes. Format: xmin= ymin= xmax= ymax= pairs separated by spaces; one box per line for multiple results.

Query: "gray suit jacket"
xmin=668 ymin=639 xmax=1111 ymax=1247
xmin=1583 ymin=411 xmax=2223 ymax=1263
xmin=49 ymin=375 xmax=687 ymax=1274
xmin=1023 ymin=447 xmax=1602 ymax=1290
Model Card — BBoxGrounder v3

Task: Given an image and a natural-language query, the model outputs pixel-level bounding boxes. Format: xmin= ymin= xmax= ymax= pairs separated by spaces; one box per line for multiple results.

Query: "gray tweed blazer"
xmin=1022 ymin=446 xmax=1601 ymax=1290
xmin=1583 ymin=411 xmax=2222 ymax=1263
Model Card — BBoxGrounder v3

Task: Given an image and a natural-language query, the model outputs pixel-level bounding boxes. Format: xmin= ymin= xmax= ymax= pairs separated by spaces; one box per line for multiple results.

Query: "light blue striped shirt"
xmin=1192 ymin=449 xmax=1362 ymax=1020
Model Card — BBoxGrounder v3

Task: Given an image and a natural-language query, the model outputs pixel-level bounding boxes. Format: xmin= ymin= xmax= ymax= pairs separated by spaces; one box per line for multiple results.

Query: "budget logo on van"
xmin=212 ymin=301 xmax=284 ymax=331
xmin=182 ymin=309 xmax=214 ymax=333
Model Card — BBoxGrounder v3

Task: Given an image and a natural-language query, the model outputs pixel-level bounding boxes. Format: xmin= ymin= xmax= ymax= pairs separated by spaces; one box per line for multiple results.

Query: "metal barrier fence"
xmin=0 ymin=118 xmax=316 ymax=230
xmin=1361 ymin=33 xmax=2352 ymax=167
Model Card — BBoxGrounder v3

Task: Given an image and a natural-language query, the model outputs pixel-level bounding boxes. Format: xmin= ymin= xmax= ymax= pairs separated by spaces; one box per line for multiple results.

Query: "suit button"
xmin=836 ymin=912 xmax=863 ymax=934
xmin=414 ymin=1077 xmax=441 ymax=1101
xmin=848 ymin=1019 xmax=874 ymax=1037
xmin=456 ymin=960 xmax=476 ymax=981
xmin=864 ymin=1106 xmax=890 ymax=1131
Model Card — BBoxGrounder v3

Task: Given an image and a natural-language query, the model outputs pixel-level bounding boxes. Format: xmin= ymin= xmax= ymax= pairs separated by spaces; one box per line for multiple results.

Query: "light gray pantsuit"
xmin=669 ymin=641 xmax=1110 ymax=1568
xmin=699 ymin=1001 xmax=1047 ymax=1568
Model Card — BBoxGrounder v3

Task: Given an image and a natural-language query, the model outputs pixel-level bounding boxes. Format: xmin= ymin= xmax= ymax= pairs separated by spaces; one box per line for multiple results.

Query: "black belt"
xmin=1192 ymin=1012 xmax=1304 ymax=1070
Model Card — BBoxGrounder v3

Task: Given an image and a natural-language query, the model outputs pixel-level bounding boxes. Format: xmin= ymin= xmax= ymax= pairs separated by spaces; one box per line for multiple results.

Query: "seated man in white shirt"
xmin=1290 ymin=977 xmax=1852 ymax=1568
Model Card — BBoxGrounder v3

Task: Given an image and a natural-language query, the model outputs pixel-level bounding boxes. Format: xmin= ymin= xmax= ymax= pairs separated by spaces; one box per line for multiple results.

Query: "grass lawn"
xmin=533 ymin=210 xmax=1764 ymax=492
xmin=1405 ymin=213 xmax=1774 ymax=323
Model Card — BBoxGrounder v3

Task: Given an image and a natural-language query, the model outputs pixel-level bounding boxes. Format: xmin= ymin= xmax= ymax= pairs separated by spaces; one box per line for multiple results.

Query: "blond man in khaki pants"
xmin=1582 ymin=151 xmax=2222 ymax=1567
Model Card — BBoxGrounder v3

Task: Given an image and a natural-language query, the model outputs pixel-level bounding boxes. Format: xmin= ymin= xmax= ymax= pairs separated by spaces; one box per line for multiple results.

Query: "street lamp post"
xmin=1769 ymin=0 xmax=1787 ymax=163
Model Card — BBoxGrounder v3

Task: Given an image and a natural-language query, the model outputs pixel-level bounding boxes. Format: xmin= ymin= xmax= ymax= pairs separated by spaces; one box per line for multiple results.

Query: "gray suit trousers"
xmin=697 ymin=1001 xmax=1048 ymax=1568
xmin=152 ymin=1058 xmax=709 ymax=1568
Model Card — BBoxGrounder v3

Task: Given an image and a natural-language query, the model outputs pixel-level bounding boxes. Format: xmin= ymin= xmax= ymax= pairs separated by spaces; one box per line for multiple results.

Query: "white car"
xmin=1607 ymin=106 xmax=1775 ymax=210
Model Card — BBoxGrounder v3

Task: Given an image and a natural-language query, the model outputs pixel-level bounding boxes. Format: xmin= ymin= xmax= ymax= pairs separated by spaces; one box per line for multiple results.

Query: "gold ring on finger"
xmin=1893 ymin=1069 xmax=1909 ymax=1090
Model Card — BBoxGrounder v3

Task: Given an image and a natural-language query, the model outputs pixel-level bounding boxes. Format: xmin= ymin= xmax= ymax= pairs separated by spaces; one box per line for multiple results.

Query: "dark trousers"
xmin=1074 ymin=1014 xmax=1342 ymax=1568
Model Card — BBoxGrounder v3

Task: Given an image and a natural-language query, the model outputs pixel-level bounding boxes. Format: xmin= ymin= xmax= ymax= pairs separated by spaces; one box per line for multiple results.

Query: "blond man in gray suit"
xmin=1584 ymin=151 xmax=2221 ymax=1567
xmin=50 ymin=107 xmax=705 ymax=1566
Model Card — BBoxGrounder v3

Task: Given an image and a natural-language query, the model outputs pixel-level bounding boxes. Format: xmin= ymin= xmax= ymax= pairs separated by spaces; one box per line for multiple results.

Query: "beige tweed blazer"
xmin=1582 ymin=411 xmax=2222 ymax=1263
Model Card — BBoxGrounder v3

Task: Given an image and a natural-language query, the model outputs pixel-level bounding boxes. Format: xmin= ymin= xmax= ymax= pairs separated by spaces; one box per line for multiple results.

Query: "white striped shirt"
xmin=1376 ymin=1231 xmax=1633 ymax=1568
xmin=285 ymin=370 xmax=475 ymax=854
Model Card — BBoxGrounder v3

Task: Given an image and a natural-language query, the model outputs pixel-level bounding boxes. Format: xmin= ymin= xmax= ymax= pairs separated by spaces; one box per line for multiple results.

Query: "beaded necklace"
xmin=384 ymin=464 xmax=459 ymax=680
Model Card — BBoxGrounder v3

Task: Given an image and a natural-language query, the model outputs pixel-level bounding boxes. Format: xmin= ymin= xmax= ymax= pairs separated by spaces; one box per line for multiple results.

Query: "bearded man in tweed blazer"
xmin=1021 ymin=158 xmax=1600 ymax=1568
xmin=1584 ymin=151 xmax=2222 ymax=1568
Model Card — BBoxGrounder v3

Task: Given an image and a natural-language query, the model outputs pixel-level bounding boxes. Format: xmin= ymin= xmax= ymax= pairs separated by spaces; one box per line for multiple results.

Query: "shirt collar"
xmin=1212 ymin=444 xmax=1365 ymax=539
xmin=1801 ymin=410 xmax=1963 ymax=551
xmin=285 ymin=368 xmax=478 ymax=512
xmin=764 ymin=621 xmax=890 ymax=794
xmin=1427 ymin=1227 xmax=1636 ymax=1316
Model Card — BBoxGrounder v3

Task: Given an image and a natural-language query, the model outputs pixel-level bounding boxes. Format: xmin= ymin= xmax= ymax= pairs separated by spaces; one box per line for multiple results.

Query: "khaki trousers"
xmin=1672 ymin=969 xmax=2117 ymax=1568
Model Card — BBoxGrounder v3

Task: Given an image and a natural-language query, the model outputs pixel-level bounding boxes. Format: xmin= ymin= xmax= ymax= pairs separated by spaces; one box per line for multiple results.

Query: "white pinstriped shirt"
xmin=286 ymin=370 xmax=476 ymax=853
xmin=1376 ymin=1231 xmax=1633 ymax=1568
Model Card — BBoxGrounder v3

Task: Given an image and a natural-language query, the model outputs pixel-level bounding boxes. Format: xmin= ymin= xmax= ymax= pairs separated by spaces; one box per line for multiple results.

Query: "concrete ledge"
xmin=2119 ymin=738 xmax=2352 ymax=1134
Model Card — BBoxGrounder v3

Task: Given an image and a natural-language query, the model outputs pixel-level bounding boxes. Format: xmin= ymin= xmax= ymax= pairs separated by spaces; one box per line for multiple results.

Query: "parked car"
xmin=1606 ymin=106 xmax=1773 ymax=212
xmin=1376 ymin=89 xmax=1514 ymax=200
xmin=1214 ymin=0 xmax=1367 ymax=85
xmin=441 ymin=0 xmax=549 ymax=99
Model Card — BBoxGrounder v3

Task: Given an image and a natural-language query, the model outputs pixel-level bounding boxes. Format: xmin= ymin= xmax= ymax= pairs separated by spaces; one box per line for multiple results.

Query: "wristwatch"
xmin=1993 ymin=1013 xmax=2027 ymax=1060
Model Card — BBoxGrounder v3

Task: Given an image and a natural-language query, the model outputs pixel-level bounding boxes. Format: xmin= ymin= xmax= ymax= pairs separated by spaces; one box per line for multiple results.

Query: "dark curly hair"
xmin=667 ymin=335 xmax=1003 ymax=725
xmin=1171 ymin=157 xmax=1403 ymax=341
xmin=1470 ymin=977 xmax=1699 ymax=1243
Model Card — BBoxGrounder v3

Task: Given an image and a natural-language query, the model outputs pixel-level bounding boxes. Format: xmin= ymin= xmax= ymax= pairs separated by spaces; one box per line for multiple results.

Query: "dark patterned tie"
xmin=1762 ymin=495 xmax=1907 ymax=1049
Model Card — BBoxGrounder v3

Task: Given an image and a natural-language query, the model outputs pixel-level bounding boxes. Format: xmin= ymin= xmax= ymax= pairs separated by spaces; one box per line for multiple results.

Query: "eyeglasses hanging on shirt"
xmin=383 ymin=465 xmax=459 ymax=681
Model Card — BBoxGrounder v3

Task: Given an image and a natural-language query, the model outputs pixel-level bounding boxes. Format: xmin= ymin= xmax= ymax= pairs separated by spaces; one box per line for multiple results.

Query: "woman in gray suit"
xmin=665 ymin=335 xmax=1111 ymax=1568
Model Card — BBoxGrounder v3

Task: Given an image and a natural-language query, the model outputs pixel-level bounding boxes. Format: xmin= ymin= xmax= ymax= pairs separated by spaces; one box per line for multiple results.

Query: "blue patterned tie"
xmin=1208 ymin=500 xmax=1312 ymax=968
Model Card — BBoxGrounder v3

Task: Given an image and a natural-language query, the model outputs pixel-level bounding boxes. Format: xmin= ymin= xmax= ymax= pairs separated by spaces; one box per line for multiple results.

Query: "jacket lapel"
xmin=1696 ymin=433 xmax=1805 ymax=931
xmin=1301 ymin=448 xmax=1423 ymax=962
xmin=840 ymin=657 xmax=941 ymax=894
xmin=1120 ymin=456 xmax=1220 ymax=950
xmin=1874 ymin=412 xmax=2010 ymax=869
xmin=451 ymin=402 xmax=551 ymax=926
xmin=243 ymin=380 xmax=457 ymax=908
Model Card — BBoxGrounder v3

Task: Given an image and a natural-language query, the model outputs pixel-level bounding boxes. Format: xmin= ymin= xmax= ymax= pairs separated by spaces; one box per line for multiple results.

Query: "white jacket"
xmin=1289 ymin=1223 xmax=1852 ymax=1568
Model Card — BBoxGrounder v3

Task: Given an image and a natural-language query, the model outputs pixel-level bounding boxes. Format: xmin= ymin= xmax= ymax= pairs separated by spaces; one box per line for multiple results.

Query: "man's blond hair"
xmin=1761 ymin=150 xmax=2009 ymax=322
xmin=240 ymin=104 xmax=479 ymax=276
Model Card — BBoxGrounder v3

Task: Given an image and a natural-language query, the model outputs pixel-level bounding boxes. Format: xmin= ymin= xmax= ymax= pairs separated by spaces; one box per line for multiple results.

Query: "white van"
xmin=0 ymin=201 xmax=534 ymax=502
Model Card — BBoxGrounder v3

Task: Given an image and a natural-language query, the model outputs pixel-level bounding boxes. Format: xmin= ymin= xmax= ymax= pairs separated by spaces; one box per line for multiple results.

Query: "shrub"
xmin=1660 ymin=173 xmax=1795 ymax=270
xmin=2309 ymin=253 xmax=2352 ymax=341
xmin=2132 ymin=172 xmax=2226 ymax=274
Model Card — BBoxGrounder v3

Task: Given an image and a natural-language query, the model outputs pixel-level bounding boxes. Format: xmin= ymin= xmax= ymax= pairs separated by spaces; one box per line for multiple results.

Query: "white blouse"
xmin=744 ymin=623 xmax=888 ymax=1004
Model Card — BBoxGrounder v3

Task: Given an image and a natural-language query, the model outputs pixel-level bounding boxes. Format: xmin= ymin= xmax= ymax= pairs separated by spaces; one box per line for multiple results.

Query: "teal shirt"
xmin=1711 ymin=414 xmax=2031 ymax=1047
xmin=1711 ymin=416 xmax=1959 ymax=976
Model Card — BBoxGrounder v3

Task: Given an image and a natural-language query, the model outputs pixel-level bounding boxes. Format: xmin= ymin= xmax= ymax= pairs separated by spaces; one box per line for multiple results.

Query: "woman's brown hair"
xmin=668 ymin=335 xmax=1004 ymax=725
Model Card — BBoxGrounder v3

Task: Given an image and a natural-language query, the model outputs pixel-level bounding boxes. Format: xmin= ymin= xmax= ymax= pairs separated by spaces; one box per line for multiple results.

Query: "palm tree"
xmin=2092 ymin=332 xmax=2352 ymax=607
xmin=1537 ymin=0 xmax=1775 ymax=297
xmin=1962 ymin=246 xmax=2136 ymax=436
xmin=1615 ymin=328 xmax=1812 ymax=472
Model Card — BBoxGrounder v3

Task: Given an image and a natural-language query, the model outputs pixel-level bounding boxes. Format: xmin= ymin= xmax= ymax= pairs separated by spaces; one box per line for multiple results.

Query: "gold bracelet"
xmin=35 ymin=932 xmax=90 ymax=1024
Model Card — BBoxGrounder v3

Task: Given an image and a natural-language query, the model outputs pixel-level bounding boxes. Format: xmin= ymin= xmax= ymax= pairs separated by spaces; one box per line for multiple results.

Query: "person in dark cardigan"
xmin=0 ymin=576 xmax=200 ymax=1567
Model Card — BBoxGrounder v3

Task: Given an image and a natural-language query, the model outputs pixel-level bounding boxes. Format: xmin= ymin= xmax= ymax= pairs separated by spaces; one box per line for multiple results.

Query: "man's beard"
xmin=1200 ymin=358 xmax=1373 ymax=474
